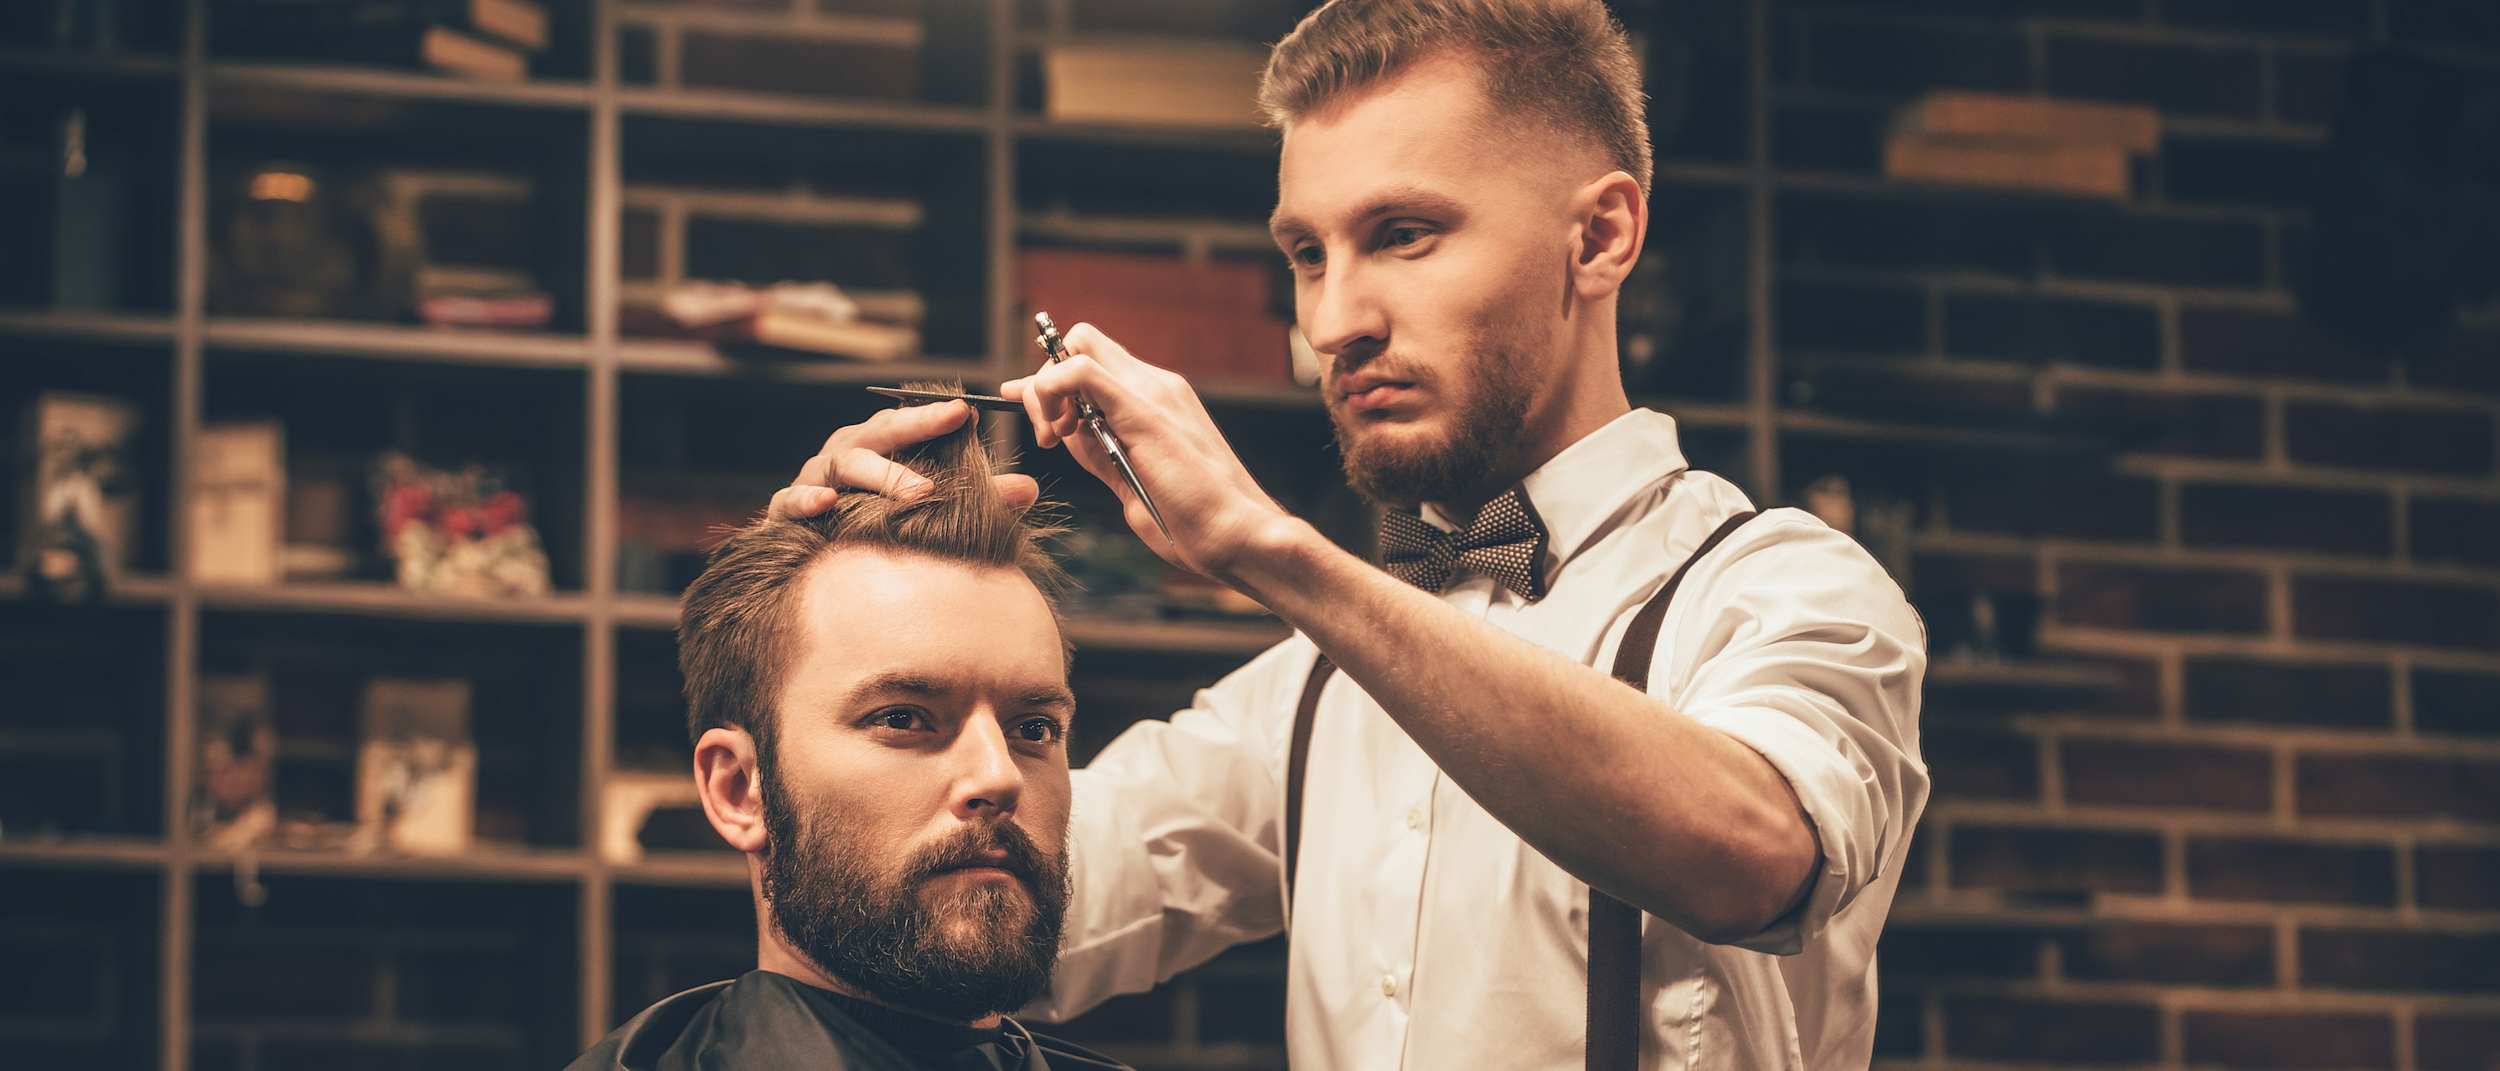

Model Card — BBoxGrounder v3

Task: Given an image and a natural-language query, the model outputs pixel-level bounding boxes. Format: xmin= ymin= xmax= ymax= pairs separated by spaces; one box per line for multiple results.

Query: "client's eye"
xmin=864 ymin=707 xmax=933 ymax=733
xmin=1013 ymin=717 xmax=1065 ymax=745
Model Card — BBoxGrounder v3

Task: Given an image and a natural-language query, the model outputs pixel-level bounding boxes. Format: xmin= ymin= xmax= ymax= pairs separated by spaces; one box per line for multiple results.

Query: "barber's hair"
xmin=1257 ymin=0 xmax=1652 ymax=195
xmin=677 ymin=391 xmax=1068 ymax=753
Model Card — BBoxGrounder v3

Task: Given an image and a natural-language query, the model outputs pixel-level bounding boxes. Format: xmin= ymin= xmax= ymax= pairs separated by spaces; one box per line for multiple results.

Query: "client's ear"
xmin=693 ymin=727 xmax=769 ymax=855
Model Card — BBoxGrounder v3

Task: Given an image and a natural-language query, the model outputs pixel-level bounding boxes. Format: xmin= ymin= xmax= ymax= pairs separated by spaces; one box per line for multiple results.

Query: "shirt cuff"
xmin=1691 ymin=706 xmax=1869 ymax=957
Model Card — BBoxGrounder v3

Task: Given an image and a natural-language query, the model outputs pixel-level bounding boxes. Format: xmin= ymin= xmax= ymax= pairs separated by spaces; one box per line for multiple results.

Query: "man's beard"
xmin=1326 ymin=323 xmax=1539 ymax=510
xmin=758 ymin=757 xmax=1070 ymax=1022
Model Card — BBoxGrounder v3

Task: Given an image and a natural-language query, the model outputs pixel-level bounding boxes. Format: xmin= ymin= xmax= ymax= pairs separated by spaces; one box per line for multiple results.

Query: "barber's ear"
xmin=1569 ymin=169 xmax=1647 ymax=302
xmin=694 ymin=727 xmax=770 ymax=855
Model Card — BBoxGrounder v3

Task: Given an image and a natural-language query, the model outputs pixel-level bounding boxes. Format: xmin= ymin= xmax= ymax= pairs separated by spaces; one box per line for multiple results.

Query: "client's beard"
xmin=1328 ymin=325 xmax=1539 ymax=510
xmin=759 ymin=760 xmax=1070 ymax=1022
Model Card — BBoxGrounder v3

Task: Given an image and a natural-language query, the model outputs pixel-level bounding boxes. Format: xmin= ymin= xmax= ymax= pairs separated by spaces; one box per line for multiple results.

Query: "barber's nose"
xmin=951 ymin=715 xmax=1024 ymax=820
xmin=1300 ymin=265 xmax=1387 ymax=361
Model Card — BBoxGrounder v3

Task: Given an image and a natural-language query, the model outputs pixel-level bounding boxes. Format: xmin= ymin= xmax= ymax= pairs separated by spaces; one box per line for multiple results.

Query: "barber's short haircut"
xmin=676 ymin=389 xmax=1069 ymax=758
xmin=1257 ymin=0 xmax=1653 ymax=195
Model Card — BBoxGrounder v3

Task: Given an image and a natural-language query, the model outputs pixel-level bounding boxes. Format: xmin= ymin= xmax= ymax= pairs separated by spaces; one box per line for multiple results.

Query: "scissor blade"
xmin=865 ymin=386 xmax=1023 ymax=411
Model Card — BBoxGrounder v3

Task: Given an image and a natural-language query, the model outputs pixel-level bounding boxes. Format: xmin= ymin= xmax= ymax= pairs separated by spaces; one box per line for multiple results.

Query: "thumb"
xmin=993 ymin=474 xmax=1041 ymax=513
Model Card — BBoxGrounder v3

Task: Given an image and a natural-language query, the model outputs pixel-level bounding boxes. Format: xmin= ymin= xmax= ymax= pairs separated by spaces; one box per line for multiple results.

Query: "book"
xmin=1043 ymin=41 xmax=1269 ymax=127
xmin=1898 ymin=92 xmax=2161 ymax=153
xmin=195 ymin=675 xmax=279 ymax=851
xmin=427 ymin=0 xmax=549 ymax=51
xmin=712 ymin=309 xmax=919 ymax=361
xmin=19 ymin=392 xmax=142 ymax=599
xmin=354 ymin=677 xmax=476 ymax=856
xmin=211 ymin=2 xmax=533 ymax=81
xmin=418 ymin=23 xmax=528 ymax=81
xmin=1883 ymin=132 xmax=2132 ymax=199
xmin=1017 ymin=248 xmax=1293 ymax=385
xmin=190 ymin=422 xmax=286 ymax=586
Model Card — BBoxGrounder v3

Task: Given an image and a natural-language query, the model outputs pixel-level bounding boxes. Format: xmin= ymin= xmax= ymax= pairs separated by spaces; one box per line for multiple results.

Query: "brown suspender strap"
xmin=1588 ymin=508 xmax=1760 ymax=1071
xmin=1283 ymin=653 xmax=1336 ymax=917
xmin=1280 ymin=508 xmax=1760 ymax=1071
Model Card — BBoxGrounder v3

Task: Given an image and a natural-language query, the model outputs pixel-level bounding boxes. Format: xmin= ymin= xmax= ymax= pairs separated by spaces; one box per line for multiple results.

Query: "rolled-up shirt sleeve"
xmin=1653 ymin=511 xmax=1929 ymax=956
xmin=1021 ymin=638 xmax=1316 ymax=1022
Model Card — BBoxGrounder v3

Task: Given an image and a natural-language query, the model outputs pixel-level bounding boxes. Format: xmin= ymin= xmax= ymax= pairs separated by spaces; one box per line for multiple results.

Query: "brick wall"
xmin=1765 ymin=1 xmax=2500 ymax=1068
xmin=1047 ymin=1 xmax=2500 ymax=1068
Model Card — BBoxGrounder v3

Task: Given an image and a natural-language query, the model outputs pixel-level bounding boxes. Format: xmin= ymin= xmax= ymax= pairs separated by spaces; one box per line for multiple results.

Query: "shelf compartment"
xmin=202 ymin=353 xmax=589 ymax=593
xmin=206 ymin=91 xmax=591 ymax=336
xmin=617 ymin=0 xmax=990 ymax=111
xmin=0 ymin=61 xmax=181 ymax=315
xmin=1 ymin=338 xmax=177 ymax=576
xmin=0 ymin=601 xmax=166 ymax=841
xmin=197 ymin=609 xmax=586 ymax=854
xmin=0 ymin=868 xmax=160 ymax=1069
xmin=609 ymin=882 xmax=750 ymax=1028
xmin=618 ymin=115 xmax=988 ymax=363
xmin=190 ymin=872 xmax=578 ymax=1071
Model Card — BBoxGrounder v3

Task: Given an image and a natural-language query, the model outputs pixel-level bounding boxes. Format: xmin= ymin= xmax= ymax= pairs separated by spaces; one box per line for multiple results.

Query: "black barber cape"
xmin=565 ymin=970 xmax=1129 ymax=1071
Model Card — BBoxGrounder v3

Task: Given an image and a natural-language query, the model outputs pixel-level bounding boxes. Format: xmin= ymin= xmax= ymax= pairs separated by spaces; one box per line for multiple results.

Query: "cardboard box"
xmin=191 ymin=422 xmax=285 ymax=585
xmin=354 ymin=677 xmax=476 ymax=855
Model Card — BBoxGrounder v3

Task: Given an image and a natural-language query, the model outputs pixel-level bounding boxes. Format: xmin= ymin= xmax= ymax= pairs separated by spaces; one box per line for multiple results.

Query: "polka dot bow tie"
xmin=1376 ymin=487 xmax=1552 ymax=602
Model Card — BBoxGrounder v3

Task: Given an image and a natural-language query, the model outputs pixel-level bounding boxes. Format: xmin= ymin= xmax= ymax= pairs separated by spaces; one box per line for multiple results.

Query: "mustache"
xmin=907 ymin=821 xmax=1050 ymax=891
xmin=1324 ymin=356 xmax=1430 ymax=388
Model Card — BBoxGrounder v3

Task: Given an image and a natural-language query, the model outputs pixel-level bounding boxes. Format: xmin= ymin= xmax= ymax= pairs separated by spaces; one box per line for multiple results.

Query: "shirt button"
xmin=1380 ymin=973 xmax=1399 ymax=998
xmin=1405 ymin=806 xmax=1424 ymax=831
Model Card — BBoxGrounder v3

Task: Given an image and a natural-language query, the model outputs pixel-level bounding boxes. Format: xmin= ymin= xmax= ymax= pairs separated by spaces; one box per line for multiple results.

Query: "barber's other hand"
xmin=765 ymin=400 xmax=1041 ymax=520
xmin=1002 ymin=322 xmax=1293 ymax=581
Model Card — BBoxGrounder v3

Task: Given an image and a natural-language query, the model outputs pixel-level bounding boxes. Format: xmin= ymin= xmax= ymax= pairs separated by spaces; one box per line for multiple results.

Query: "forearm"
xmin=1223 ymin=516 xmax=1817 ymax=942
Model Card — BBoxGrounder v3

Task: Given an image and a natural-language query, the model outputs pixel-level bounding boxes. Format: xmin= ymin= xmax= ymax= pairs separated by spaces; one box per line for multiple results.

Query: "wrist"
xmin=1208 ymin=509 xmax=1328 ymax=599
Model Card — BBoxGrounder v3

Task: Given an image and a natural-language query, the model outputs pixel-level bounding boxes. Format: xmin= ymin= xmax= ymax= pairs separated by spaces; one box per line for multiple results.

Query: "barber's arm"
xmin=994 ymin=336 xmax=1833 ymax=943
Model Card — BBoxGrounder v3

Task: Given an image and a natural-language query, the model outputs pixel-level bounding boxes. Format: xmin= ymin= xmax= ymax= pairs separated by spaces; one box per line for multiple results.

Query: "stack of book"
xmin=624 ymin=280 xmax=921 ymax=362
xmin=214 ymin=0 xmax=551 ymax=82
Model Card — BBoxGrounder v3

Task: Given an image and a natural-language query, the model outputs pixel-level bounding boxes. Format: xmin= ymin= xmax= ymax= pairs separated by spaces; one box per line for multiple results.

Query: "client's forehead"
xmin=784 ymin=546 xmax=1067 ymax=709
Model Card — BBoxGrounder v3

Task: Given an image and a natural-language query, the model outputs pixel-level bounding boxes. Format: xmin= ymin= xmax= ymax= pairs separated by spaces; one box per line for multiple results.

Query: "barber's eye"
xmin=1014 ymin=717 xmax=1065 ymax=745
xmin=1384 ymin=225 xmax=1429 ymax=249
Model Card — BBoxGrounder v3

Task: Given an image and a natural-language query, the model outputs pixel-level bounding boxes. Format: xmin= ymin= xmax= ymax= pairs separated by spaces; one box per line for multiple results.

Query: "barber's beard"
xmin=758 ymin=758 xmax=1070 ymax=1023
xmin=1328 ymin=320 xmax=1540 ymax=510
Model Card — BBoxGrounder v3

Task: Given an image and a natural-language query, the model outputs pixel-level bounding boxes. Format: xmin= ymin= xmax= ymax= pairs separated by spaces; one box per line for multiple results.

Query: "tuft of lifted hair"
xmin=1256 ymin=0 xmax=1653 ymax=196
xmin=674 ymin=384 xmax=1071 ymax=760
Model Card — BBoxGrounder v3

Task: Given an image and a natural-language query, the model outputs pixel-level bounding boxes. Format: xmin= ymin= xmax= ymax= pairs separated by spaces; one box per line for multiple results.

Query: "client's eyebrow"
xmin=841 ymin=671 xmax=1075 ymax=713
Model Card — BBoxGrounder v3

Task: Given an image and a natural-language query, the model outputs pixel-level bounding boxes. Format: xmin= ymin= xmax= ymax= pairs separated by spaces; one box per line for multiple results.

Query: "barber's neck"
xmin=1430 ymin=339 xmax=1631 ymax=520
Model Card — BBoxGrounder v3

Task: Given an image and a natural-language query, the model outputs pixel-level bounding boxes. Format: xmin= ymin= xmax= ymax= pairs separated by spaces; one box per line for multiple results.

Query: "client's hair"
xmin=676 ymin=389 xmax=1067 ymax=761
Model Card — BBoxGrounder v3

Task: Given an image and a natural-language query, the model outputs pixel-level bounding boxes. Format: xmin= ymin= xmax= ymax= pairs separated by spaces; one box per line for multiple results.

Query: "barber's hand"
xmin=1002 ymin=322 xmax=1292 ymax=581
xmin=765 ymin=400 xmax=1041 ymax=520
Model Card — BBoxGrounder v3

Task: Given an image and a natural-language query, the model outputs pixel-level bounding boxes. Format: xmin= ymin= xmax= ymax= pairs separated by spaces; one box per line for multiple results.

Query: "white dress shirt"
xmin=1031 ymin=409 xmax=1929 ymax=1070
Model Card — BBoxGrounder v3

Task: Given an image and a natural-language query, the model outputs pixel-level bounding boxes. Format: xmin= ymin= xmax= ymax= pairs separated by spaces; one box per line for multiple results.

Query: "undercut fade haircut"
xmin=676 ymin=388 xmax=1069 ymax=760
xmin=1258 ymin=0 xmax=1653 ymax=195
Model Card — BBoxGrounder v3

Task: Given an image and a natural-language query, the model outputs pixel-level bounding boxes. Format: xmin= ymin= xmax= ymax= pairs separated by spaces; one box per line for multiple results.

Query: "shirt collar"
xmin=1420 ymin=407 xmax=1690 ymax=577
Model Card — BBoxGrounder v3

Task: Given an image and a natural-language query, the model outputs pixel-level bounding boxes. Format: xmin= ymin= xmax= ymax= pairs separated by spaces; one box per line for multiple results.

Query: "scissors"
xmin=1033 ymin=312 xmax=1171 ymax=542
xmin=860 ymin=313 xmax=1170 ymax=542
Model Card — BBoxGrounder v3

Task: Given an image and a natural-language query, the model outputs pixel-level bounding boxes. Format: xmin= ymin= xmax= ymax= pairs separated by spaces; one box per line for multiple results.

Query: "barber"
xmin=773 ymin=2 xmax=1927 ymax=1067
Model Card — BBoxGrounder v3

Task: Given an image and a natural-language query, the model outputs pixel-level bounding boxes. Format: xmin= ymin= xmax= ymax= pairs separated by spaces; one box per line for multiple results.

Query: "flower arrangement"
xmin=373 ymin=452 xmax=551 ymax=597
